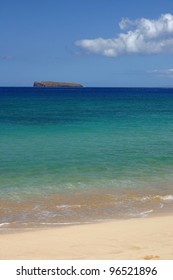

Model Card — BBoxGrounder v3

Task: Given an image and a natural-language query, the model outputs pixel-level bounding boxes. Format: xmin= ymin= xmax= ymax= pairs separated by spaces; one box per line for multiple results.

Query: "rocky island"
xmin=33 ymin=81 xmax=83 ymax=87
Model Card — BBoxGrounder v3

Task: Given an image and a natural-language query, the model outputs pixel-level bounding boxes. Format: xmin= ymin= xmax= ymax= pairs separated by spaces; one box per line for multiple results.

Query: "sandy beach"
xmin=0 ymin=215 xmax=172 ymax=260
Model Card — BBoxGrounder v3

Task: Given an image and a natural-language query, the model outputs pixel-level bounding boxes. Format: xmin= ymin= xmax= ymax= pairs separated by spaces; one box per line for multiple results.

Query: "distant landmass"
xmin=33 ymin=81 xmax=83 ymax=87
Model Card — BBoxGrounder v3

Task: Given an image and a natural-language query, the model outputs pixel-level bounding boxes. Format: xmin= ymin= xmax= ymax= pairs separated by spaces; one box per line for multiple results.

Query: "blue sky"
xmin=1 ymin=0 xmax=173 ymax=87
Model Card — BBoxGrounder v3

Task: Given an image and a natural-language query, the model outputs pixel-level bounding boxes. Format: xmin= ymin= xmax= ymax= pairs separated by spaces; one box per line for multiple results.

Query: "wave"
xmin=139 ymin=194 xmax=173 ymax=202
xmin=157 ymin=195 xmax=173 ymax=201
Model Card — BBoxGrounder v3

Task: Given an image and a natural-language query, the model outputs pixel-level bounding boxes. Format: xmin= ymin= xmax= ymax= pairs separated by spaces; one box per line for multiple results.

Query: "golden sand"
xmin=0 ymin=215 xmax=173 ymax=260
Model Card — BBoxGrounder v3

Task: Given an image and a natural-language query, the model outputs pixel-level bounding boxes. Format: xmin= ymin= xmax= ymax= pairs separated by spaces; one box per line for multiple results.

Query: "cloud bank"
xmin=75 ymin=13 xmax=173 ymax=57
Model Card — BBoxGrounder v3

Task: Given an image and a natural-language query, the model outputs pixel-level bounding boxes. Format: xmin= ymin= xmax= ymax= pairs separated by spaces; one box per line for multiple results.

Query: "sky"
xmin=1 ymin=0 xmax=173 ymax=87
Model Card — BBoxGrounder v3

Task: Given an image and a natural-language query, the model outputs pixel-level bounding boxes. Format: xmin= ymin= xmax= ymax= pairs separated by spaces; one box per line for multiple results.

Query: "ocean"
xmin=0 ymin=87 xmax=173 ymax=229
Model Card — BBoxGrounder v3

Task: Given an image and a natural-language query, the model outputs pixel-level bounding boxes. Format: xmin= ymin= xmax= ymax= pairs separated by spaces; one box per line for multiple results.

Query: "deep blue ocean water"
xmin=0 ymin=87 xmax=173 ymax=228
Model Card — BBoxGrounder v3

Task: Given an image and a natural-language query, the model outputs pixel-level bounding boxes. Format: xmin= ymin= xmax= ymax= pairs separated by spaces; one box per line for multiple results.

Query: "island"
xmin=33 ymin=81 xmax=83 ymax=87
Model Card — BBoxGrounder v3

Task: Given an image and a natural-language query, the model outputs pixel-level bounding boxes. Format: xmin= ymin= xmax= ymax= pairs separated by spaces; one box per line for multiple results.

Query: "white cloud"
xmin=75 ymin=13 xmax=173 ymax=57
xmin=151 ymin=68 xmax=173 ymax=78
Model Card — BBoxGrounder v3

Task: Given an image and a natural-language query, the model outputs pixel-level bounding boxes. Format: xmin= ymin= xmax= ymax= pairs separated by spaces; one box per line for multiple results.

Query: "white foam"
xmin=159 ymin=195 xmax=173 ymax=201
xmin=40 ymin=222 xmax=85 ymax=225
xmin=140 ymin=209 xmax=153 ymax=218
xmin=160 ymin=203 xmax=164 ymax=209
xmin=140 ymin=209 xmax=153 ymax=215
xmin=0 ymin=223 xmax=10 ymax=227
xmin=56 ymin=204 xmax=81 ymax=209
xmin=127 ymin=209 xmax=153 ymax=218
xmin=140 ymin=196 xmax=151 ymax=201
xmin=140 ymin=195 xmax=173 ymax=202
xmin=56 ymin=204 xmax=69 ymax=209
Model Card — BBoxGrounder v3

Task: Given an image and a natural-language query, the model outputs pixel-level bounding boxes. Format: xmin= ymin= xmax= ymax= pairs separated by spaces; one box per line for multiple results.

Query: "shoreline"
xmin=0 ymin=215 xmax=173 ymax=260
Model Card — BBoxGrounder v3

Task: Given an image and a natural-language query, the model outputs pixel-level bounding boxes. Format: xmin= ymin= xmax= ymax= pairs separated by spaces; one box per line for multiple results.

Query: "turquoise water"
xmin=0 ymin=87 xmax=173 ymax=228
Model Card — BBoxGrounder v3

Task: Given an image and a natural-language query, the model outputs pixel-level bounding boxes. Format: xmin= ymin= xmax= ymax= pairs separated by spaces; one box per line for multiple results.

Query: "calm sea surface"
xmin=0 ymin=87 xmax=173 ymax=229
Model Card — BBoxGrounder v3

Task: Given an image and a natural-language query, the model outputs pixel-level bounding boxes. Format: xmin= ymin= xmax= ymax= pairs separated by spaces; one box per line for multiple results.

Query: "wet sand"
xmin=0 ymin=215 xmax=173 ymax=260
xmin=1 ymin=190 xmax=173 ymax=228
